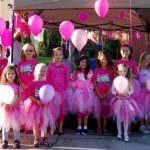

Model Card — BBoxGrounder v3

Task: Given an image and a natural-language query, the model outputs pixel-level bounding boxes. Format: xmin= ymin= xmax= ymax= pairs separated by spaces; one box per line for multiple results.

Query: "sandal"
xmin=33 ymin=139 xmax=40 ymax=147
xmin=1 ymin=140 xmax=8 ymax=149
xmin=14 ymin=140 xmax=20 ymax=149
xmin=42 ymin=137 xmax=49 ymax=146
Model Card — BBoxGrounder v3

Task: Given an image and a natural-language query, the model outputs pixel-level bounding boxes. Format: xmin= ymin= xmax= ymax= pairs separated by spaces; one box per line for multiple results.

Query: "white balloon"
xmin=39 ymin=84 xmax=55 ymax=103
xmin=0 ymin=85 xmax=14 ymax=104
xmin=146 ymin=79 xmax=150 ymax=92
xmin=113 ymin=76 xmax=128 ymax=94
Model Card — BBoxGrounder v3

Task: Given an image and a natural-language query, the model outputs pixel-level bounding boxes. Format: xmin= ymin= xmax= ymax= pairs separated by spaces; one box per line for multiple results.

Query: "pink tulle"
xmin=110 ymin=96 xmax=141 ymax=123
xmin=0 ymin=104 xmax=25 ymax=131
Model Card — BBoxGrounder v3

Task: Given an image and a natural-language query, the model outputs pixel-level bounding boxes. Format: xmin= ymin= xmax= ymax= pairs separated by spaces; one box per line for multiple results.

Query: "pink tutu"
xmin=26 ymin=100 xmax=57 ymax=131
xmin=70 ymin=88 xmax=96 ymax=114
xmin=110 ymin=96 xmax=141 ymax=123
xmin=140 ymin=88 xmax=150 ymax=118
xmin=0 ymin=104 xmax=25 ymax=131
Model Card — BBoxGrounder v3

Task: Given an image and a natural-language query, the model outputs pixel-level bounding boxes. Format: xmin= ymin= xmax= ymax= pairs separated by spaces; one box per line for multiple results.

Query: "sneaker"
xmin=124 ymin=135 xmax=129 ymax=142
xmin=42 ymin=137 xmax=49 ymax=146
xmin=139 ymin=125 xmax=149 ymax=134
xmin=33 ymin=139 xmax=40 ymax=147
xmin=146 ymin=125 xmax=150 ymax=132
xmin=117 ymin=134 xmax=122 ymax=140
xmin=81 ymin=129 xmax=88 ymax=135
xmin=14 ymin=140 xmax=20 ymax=149
xmin=1 ymin=140 xmax=8 ymax=149
xmin=76 ymin=129 xmax=82 ymax=135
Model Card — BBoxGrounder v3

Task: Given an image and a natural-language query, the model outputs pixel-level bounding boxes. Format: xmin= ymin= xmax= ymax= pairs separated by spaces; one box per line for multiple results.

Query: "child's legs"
xmin=2 ymin=128 xmax=8 ymax=141
xmin=123 ymin=120 xmax=129 ymax=136
xmin=77 ymin=112 xmax=83 ymax=127
xmin=101 ymin=104 xmax=109 ymax=129
xmin=116 ymin=117 xmax=122 ymax=136
xmin=33 ymin=124 xmax=40 ymax=140
xmin=59 ymin=114 xmax=65 ymax=132
xmin=83 ymin=112 xmax=88 ymax=128
xmin=13 ymin=129 xmax=20 ymax=141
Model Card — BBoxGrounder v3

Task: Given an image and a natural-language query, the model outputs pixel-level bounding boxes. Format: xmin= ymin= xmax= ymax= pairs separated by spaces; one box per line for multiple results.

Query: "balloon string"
xmin=129 ymin=0 xmax=132 ymax=46
xmin=65 ymin=41 xmax=68 ymax=51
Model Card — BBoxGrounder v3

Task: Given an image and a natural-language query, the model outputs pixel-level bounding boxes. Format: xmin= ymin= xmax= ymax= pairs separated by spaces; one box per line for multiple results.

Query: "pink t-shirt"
xmin=114 ymin=59 xmax=138 ymax=75
xmin=17 ymin=59 xmax=39 ymax=85
xmin=46 ymin=62 xmax=69 ymax=93
xmin=92 ymin=68 xmax=114 ymax=94
xmin=26 ymin=80 xmax=48 ymax=99
xmin=0 ymin=58 xmax=8 ymax=76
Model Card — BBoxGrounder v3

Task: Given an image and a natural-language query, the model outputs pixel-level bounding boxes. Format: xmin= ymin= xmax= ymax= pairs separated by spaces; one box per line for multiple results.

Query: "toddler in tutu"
xmin=110 ymin=64 xmax=141 ymax=142
xmin=138 ymin=51 xmax=150 ymax=133
xmin=46 ymin=47 xmax=69 ymax=135
xmin=25 ymin=63 xmax=58 ymax=147
xmin=69 ymin=55 xmax=98 ymax=135
xmin=92 ymin=50 xmax=114 ymax=135
xmin=0 ymin=65 xmax=24 ymax=149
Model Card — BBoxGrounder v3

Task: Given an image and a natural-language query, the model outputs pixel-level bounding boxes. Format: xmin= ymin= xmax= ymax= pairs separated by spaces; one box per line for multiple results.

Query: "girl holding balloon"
xmin=92 ymin=50 xmax=114 ymax=135
xmin=0 ymin=65 xmax=24 ymax=149
xmin=26 ymin=63 xmax=58 ymax=147
xmin=110 ymin=64 xmax=141 ymax=142
xmin=46 ymin=47 xmax=70 ymax=135
xmin=138 ymin=51 xmax=150 ymax=134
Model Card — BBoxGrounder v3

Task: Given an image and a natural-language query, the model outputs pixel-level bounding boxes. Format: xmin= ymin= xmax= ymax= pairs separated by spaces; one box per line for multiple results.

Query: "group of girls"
xmin=0 ymin=42 xmax=149 ymax=149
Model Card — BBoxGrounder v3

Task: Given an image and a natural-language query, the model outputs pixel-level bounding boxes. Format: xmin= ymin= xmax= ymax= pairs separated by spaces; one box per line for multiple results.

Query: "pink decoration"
xmin=95 ymin=0 xmax=109 ymax=18
xmin=59 ymin=21 xmax=74 ymax=41
xmin=146 ymin=79 xmax=150 ymax=92
xmin=28 ymin=15 xmax=43 ymax=36
xmin=0 ymin=85 xmax=14 ymax=104
xmin=79 ymin=11 xmax=89 ymax=22
xmin=120 ymin=10 xmax=125 ymax=20
xmin=71 ymin=29 xmax=88 ymax=52
xmin=0 ymin=17 xmax=6 ymax=35
xmin=14 ymin=14 xmax=21 ymax=29
xmin=19 ymin=20 xmax=30 ymax=37
xmin=136 ymin=31 xmax=141 ymax=39
xmin=1 ymin=29 xmax=12 ymax=46
xmin=113 ymin=76 xmax=128 ymax=94
xmin=108 ymin=32 xmax=113 ymax=39
xmin=39 ymin=84 xmax=55 ymax=103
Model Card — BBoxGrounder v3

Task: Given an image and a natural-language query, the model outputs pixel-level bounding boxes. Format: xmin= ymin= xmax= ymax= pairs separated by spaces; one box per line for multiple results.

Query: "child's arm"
xmin=29 ymin=96 xmax=42 ymax=106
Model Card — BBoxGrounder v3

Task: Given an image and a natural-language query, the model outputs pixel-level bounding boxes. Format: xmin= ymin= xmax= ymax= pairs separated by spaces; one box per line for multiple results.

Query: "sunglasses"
xmin=24 ymin=49 xmax=34 ymax=53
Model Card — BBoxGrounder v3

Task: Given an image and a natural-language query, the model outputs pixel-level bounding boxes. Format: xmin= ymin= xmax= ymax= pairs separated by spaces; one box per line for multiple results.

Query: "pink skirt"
xmin=110 ymin=96 xmax=141 ymax=123
xmin=26 ymin=101 xmax=57 ymax=131
xmin=0 ymin=104 xmax=25 ymax=131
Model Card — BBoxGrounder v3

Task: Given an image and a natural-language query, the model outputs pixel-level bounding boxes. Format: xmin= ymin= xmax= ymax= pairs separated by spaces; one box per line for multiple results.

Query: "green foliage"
xmin=40 ymin=29 xmax=61 ymax=57
xmin=38 ymin=56 xmax=51 ymax=65
xmin=104 ymin=39 xmax=121 ymax=60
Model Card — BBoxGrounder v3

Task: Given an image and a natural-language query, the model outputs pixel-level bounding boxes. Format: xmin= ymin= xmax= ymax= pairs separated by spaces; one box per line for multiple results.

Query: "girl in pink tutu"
xmin=17 ymin=43 xmax=39 ymax=89
xmin=0 ymin=65 xmax=24 ymax=149
xmin=46 ymin=47 xmax=69 ymax=135
xmin=92 ymin=50 xmax=114 ymax=135
xmin=138 ymin=51 xmax=150 ymax=133
xmin=26 ymin=63 xmax=58 ymax=147
xmin=17 ymin=43 xmax=39 ymax=134
xmin=70 ymin=55 xmax=97 ymax=135
xmin=110 ymin=64 xmax=141 ymax=142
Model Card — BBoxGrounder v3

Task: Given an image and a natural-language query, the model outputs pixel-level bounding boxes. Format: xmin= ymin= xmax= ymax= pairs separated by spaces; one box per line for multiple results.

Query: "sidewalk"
xmin=0 ymin=130 xmax=150 ymax=150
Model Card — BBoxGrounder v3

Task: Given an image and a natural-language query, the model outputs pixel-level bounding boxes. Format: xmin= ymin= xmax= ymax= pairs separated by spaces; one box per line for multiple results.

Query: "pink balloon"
xmin=14 ymin=14 xmax=21 ymax=29
xmin=1 ymin=29 xmax=12 ymax=46
xmin=95 ymin=0 xmax=109 ymax=18
xmin=120 ymin=10 xmax=125 ymax=20
xmin=39 ymin=84 xmax=55 ymax=104
xmin=71 ymin=29 xmax=88 ymax=52
xmin=19 ymin=20 xmax=30 ymax=37
xmin=113 ymin=76 xmax=128 ymax=94
xmin=59 ymin=21 xmax=74 ymax=41
xmin=108 ymin=32 xmax=113 ymax=39
xmin=79 ymin=11 xmax=89 ymax=22
xmin=28 ymin=12 xmax=36 ymax=20
xmin=28 ymin=15 xmax=43 ymax=36
xmin=136 ymin=31 xmax=141 ymax=39
xmin=0 ymin=17 xmax=6 ymax=35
